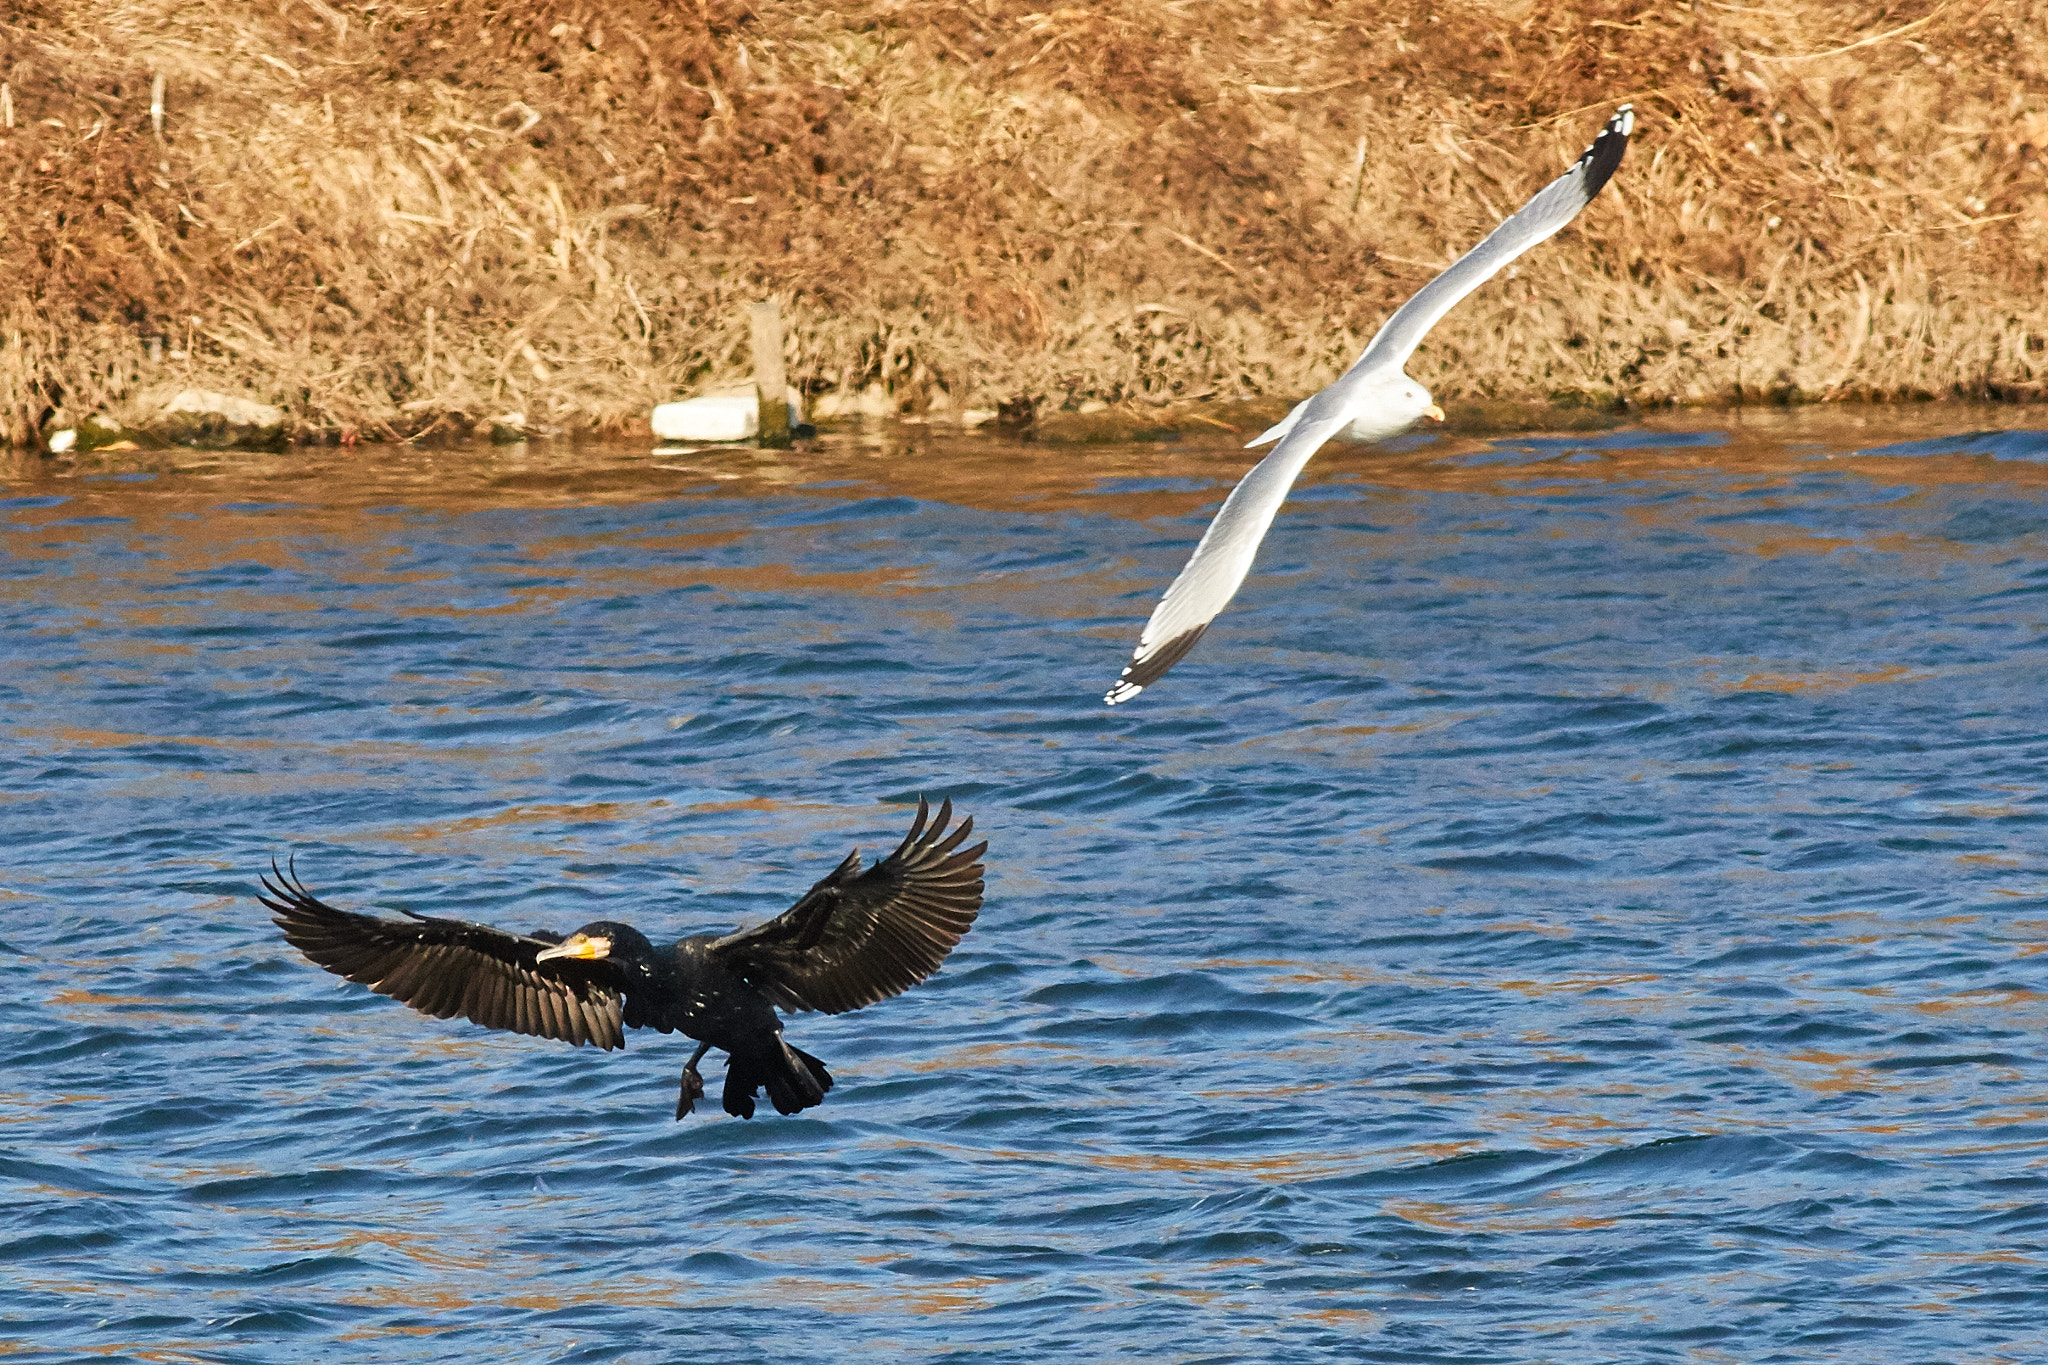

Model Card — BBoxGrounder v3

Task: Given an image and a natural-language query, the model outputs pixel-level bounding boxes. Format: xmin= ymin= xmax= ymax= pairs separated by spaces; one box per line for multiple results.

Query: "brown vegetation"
xmin=3 ymin=0 xmax=2046 ymax=446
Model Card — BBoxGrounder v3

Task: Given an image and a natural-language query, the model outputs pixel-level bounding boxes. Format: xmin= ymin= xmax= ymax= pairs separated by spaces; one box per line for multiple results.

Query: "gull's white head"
xmin=1403 ymin=381 xmax=1446 ymax=428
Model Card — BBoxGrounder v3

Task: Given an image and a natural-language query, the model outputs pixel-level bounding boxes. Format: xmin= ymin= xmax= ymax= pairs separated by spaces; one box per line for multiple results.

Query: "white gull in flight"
xmin=1105 ymin=105 xmax=1634 ymax=705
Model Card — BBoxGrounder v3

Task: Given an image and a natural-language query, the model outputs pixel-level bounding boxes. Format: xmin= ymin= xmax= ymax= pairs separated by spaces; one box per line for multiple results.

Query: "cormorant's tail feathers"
xmin=791 ymin=1045 xmax=835 ymax=1096
xmin=722 ymin=1040 xmax=832 ymax=1119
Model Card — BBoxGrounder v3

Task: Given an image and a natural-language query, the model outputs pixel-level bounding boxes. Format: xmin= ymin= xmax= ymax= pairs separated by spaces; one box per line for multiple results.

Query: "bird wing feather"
xmin=1105 ymin=412 xmax=1354 ymax=704
xmin=709 ymin=797 xmax=985 ymax=1015
xmin=260 ymin=863 xmax=628 ymax=1050
xmin=1350 ymin=105 xmax=1634 ymax=377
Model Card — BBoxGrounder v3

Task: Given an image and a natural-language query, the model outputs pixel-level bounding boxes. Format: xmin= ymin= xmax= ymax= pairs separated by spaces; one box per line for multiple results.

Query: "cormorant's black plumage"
xmin=261 ymin=798 xmax=985 ymax=1118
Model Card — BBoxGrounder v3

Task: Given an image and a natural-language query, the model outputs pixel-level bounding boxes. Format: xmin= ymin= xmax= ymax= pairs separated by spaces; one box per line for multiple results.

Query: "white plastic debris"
xmin=650 ymin=394 xmax=801 ymax=443
xmin=47 ymin=428 xmax=77 ymax=453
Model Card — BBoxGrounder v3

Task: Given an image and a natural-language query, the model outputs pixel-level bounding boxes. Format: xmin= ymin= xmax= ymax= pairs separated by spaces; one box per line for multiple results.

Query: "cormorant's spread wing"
xmin=261 ymin=862 xmax=628 ymax=1049
xmin=1350 ymin=104 xmax=1633 ymax=376
xmin=710 ymin=798 xmax=985 ymax=1015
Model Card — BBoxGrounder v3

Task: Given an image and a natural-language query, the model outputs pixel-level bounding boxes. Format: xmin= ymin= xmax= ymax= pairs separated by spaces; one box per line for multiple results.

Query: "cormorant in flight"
xmin=262 ymin=798 xmax=985 ymax=1119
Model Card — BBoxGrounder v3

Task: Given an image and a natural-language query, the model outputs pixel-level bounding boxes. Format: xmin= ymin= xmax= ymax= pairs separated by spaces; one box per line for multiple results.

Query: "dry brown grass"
xmin=3 ymin=0 xmax=2045 ymax=445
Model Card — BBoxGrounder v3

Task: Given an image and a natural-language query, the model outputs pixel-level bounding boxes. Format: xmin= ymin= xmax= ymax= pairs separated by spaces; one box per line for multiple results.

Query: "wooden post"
xmin=749 ymin=300 xmax=791 ymax=449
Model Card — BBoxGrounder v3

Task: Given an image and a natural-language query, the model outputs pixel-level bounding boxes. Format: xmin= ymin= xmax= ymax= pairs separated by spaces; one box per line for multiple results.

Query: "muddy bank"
xmin=4 ymin=0 xmax=2045 ymax=447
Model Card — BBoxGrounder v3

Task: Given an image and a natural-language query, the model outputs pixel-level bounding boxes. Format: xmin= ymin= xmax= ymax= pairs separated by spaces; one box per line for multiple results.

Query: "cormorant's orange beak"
xmin=536 ymin=934 xmax=611 ymax=963
xmin=1424 ymin=404 xmax=1446 ymax=423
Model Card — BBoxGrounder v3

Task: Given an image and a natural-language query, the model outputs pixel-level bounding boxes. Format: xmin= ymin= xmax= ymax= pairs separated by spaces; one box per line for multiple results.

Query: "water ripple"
xmin=5 ymin=418 xmax=2048 ymax=1361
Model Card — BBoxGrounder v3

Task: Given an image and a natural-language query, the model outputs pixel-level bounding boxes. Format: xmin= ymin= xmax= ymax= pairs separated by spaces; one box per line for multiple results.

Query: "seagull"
xmin=1105 ymin=105 xmax=1634 ymax=705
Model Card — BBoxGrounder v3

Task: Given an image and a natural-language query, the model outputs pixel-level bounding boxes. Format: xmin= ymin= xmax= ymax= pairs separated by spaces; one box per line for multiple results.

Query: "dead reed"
xmin=2 ymin=0 xmax=2044 ymax=445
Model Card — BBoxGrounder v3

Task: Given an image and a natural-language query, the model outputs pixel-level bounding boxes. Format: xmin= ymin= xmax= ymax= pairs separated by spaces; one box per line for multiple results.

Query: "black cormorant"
xmin=261 ymin=798 xmax=985 ymax=1119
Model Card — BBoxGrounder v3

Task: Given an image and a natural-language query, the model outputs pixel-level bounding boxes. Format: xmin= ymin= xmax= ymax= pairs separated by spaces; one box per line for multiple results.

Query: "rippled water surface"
xmin=6 ymin=409 xmax=2048 ymax=1362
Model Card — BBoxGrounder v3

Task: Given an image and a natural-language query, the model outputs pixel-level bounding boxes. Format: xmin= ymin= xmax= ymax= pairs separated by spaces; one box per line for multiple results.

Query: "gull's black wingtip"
xmin=1576 ymin=104 xmax=1633 ymax=202
xmin=1103 ymin=624 xmax=1211 ymax=705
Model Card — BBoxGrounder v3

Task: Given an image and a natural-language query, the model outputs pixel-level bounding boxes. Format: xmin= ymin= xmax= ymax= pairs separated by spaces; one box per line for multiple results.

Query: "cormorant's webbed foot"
xmin=675 ymin=1066 xmax=706 ymax=1119
xmin=676 ymin=1041 xmax=713 ymax=1120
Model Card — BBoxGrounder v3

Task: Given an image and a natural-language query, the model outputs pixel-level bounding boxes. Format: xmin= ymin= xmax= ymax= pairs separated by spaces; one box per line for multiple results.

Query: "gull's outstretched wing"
xmin=262 ymin=863 xmax=628 ymax=1049
xmin=1246 ymin=105 xmax=1632 ymax=451
xmin=1105 ymin=412 xmax=1353 ymax=704
xmin=709 ymin=798 xmax=985 ymax=1015
xmin=1355 ymin=105 xmax=1633 ymax=376
xmin=1107 ymin=106 xmax=1633 ymax=702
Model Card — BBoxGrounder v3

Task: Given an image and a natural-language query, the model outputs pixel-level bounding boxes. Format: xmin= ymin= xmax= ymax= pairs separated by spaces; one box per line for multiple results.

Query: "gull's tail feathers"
xmin=1248 ymin=395 xmax=1311 ymax=449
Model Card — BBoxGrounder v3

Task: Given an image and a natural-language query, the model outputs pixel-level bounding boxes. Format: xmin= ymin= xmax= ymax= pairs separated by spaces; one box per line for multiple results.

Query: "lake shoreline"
xmin=21 ymin=391 xmax=2047 ymax=461
xmin=14 ymin=401 xmax=2047 ymax=507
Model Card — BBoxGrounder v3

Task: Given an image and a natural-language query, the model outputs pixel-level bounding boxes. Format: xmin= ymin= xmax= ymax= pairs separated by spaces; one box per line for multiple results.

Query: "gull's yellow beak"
xmin=535 ymin=933 xmax=611 ymax=963
xmin=1424 ymin=404 xmax=1446 ymax=423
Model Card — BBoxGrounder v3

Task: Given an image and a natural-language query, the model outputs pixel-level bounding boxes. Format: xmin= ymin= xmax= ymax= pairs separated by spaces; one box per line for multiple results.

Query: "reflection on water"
xmin=5 ymin=406 xmax=2048 ymax=1362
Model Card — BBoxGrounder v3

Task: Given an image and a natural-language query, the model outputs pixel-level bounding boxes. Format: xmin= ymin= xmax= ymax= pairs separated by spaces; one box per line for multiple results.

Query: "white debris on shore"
xmin=651 ymin=394 xmax=803 ymax=443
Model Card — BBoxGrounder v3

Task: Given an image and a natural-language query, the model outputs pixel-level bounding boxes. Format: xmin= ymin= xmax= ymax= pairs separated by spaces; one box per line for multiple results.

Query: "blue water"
xmin=5 ymin=411 xmax=2048 ymax=1362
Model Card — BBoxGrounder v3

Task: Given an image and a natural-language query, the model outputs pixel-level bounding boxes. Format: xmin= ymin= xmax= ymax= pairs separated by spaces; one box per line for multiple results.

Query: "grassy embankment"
xmin=3 ymin=0 xmax=2046 ymax=447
